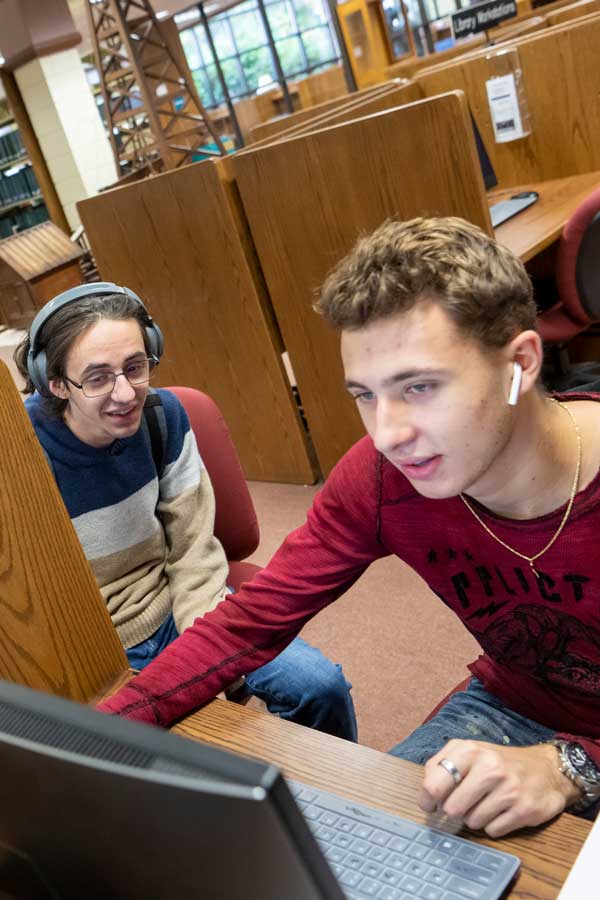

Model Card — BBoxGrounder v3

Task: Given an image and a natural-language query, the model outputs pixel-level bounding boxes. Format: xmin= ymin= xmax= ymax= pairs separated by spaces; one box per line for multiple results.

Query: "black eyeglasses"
xmin=64 ymin=355 xmax=159 ymax=398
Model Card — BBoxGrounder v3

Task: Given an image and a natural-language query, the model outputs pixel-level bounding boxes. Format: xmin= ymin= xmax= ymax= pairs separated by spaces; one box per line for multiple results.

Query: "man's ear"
xmin=506 ymin=330 xmax=543 ymax=396
xmin=49 ymin=379 xmax=69 ymax=400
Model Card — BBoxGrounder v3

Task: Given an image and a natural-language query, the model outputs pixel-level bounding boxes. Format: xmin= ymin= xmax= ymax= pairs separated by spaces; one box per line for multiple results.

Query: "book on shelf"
xmin=0 ymin=163 xmax=41 ymax=207
xmin=0 ymin=124 xmax=26 ymax=165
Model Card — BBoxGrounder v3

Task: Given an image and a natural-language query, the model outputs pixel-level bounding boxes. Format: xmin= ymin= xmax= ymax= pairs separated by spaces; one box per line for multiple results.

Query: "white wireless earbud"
xmin=508 ymin=361 xmax=523 ymax=407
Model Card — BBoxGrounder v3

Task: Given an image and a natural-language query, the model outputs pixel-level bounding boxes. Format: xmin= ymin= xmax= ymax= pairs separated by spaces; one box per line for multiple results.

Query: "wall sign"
xmin=451 ymin=0 xmax=518 ymax=38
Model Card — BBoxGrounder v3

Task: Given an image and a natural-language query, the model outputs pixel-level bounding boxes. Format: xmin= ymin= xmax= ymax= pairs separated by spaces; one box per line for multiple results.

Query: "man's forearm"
xmin=97 ymin=603 xmax=300 ymax=724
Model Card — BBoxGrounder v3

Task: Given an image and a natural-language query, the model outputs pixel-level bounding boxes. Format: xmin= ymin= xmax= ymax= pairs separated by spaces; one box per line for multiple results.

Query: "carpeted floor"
xmin=245 ymin=480 xmax=481 ymax=753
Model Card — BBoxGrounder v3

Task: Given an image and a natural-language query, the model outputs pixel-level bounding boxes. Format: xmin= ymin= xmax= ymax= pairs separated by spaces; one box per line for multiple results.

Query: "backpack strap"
xmin=142 ymin=389 xmax=168 ymax=477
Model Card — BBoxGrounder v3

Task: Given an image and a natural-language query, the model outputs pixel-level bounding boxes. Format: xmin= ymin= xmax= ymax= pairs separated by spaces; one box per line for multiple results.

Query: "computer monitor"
xmin=0 ymin=680 xmax=344 ymax=900
xmin=470 ymin=110 xmax=498 ymax=191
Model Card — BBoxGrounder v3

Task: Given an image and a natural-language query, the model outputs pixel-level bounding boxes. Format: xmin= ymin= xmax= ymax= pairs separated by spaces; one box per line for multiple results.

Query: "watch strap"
xmin=548 ymin=740 xmax=600 ymax=812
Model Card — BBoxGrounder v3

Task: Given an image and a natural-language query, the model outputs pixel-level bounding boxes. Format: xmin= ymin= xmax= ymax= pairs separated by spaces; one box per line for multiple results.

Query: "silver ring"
xmin=438 ymin=758 xmax=462 ymax=785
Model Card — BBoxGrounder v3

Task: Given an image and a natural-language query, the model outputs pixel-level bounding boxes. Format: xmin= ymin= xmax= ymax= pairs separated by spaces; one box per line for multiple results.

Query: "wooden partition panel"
xmin=245 ymin=81 xmax=420 ymax=153
xmin=233 ymin=92 xmax=491 ymax=475
xmin=285 ymin=81 xmax=422 ymax=141
xmin=385 ymin=36 xmax=486 ymax=79
xmin=545 ymin=0 xmax=600 ymax=24
xmin=295 ymin=65 xmax=348 ymax=107
xmin=0 ymin=361 xmax=127 ymax=701
xmin=417 ymin=13 xmax=600 ymax=189
xmin=487 ymin=13 xmax=547 ymax=41
xmin=248 ymin=81 xmax=388 ymax=145
xmin=78 ymin=160 xmax=315 ymax=484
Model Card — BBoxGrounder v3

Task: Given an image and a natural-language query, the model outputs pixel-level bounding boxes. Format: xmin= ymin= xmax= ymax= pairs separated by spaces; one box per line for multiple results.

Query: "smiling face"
xmin=341 ymin=301 xmax=518 ymax=501
xmin=50 ymin=318 xmax=149 ymax=448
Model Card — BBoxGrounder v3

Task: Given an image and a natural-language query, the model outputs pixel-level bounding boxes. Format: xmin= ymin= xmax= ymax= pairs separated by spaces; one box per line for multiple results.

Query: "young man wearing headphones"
xmin=97 ymin=217 xmax=600 ymax=836
xmin=15 ymin=284 xmax=358 ymax=741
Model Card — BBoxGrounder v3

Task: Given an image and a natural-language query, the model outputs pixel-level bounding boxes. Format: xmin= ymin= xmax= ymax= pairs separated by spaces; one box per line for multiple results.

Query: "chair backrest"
xmin=539 ymin=186 xmax=600 ymax=341
xmin=557 ymin=186 xmax=600 ymax=322
xmin=166 ymin=386 xmax=259 ymax=563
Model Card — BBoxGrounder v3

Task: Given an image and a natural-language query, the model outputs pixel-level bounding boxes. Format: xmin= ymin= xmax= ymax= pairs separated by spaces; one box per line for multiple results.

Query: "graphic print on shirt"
xmin=427 ymin=546 xmax=599 ymax=693
xmin=472 ymin=605 xmax=600 ymax=693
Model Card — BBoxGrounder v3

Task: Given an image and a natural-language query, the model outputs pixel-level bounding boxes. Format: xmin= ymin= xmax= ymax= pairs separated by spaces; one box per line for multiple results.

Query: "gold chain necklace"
xmin=460 ymin=400 xmax=582 ymax=579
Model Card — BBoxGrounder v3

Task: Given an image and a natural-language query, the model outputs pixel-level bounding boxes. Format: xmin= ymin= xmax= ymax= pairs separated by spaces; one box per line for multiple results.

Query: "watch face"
xmin=567 ymin=743 xmax=600 ymax=784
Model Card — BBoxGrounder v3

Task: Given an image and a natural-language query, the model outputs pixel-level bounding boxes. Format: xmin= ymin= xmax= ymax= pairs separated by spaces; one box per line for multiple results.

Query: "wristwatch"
xmin=549 ymin=740 xmax=600 ymax=812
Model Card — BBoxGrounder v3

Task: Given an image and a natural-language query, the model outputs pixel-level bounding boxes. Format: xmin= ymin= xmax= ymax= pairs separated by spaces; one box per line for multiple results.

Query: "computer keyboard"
xmin=289 ymin=781 xmax=520 ymax=900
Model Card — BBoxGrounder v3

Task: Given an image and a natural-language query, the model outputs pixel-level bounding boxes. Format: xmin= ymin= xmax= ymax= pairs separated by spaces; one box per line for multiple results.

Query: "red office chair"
xmin=423 ymin=678 xmax=471 ymax=724
xmin=166 ymin=386 xmax=261 ymax=591
xmin=537 ymin=187 xmax=600 ymax=343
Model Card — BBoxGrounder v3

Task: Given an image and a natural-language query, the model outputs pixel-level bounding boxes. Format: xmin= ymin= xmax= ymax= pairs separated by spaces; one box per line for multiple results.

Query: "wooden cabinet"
xmin=0 ymin=221 xmax=82 ymax=329
xmin=337 ymin=0 xmax=394 ymax=87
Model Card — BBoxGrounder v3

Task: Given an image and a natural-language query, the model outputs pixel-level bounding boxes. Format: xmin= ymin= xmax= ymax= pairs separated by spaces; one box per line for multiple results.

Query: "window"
xmin=178 ymin=0 xmax=340 ymax=109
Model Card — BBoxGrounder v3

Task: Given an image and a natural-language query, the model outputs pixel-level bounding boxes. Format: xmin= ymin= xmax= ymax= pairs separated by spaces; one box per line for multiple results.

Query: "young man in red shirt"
xmin=100 ymin=216 xmax=600 ymax=835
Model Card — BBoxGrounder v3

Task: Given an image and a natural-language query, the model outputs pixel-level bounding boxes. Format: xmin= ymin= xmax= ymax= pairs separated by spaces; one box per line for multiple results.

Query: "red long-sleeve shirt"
xmin=99 ymin=413 xmax=600 ymax=764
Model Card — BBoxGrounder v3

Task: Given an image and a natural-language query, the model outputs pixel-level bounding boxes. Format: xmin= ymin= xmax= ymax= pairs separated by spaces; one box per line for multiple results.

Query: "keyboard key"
xmin=446 ymin=875 xmax=486 ymax=898
xmin=389 ymin=836 xmax=409 ymax=853
xmin=387 ymin=853 xmax=408 ymax=871
xmin=419 ymin=886 xmax=443 ymax=900
xmin=400 ymin=874 xmax=422 ymax=893
xmin=337 ymin=817 xmax=355 ymax=833
xmin=448 ymin=859 xmax=493 ymax=885
xmin=439 ymin=837 xmax=460 ymax=855
xmin=324 ymin=845 xmax=346 ymax=864
xmin=303 ymin=805 xmax=322 ymax=821
xmin=355 ymin=824 xmax=373 ymax=840
xmin=424 ymin=867 xmax=448 ymax=887
xmin=351 ymin=838 xmax=370 ymax=855
xmin=427 ymin=850 xmax=450 ymax=868
xmin=345 ymin=853 xmax=365 ymax=870
xmin=456 ymin=844 xmax=480 ymax=863
xmin=368 ymin=845 xmax=390 ymax=863
xmin=476 ymin=851 xmax=504 ymax=871
xmin=406 ymin=843 xmax=428 ymax=860
xmin=299 ymin=789 xmax=317 ymax=803
xmin=371 ymin=828 xmax=391 ymax=846
xmin=388 ymin=820 xmax=419 ymax=839
xmin=316 ymin=825 xmax=335 ymax=842
xmin=361 ymin=861 xmax=383 ymax=879
xmin=333 ymin=832 xmax=354 ymax=850
xmin=320 ymin=811 xmax=338 ymax=827
xmin=359 ymin=876 xmax=380 ymax=896
xmin=405 ymin=861 xmax=428 ymax=879
xmin=340 ymin=869 xmax=362 ymax=888
xmin=380 ymin=867 xmax=401 ymax=886
xmin=417 ymin=832 xmax=441 ymax=848
xmin=378 ymin=886 xmax=401 ymax=900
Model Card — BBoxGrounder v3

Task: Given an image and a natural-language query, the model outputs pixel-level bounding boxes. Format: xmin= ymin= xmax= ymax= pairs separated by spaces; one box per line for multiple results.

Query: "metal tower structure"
xmin=86 ymin=0 xmax=226 ymax=173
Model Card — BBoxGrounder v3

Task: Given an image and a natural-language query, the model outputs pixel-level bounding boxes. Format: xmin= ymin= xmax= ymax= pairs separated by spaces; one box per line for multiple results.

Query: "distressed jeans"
xmin=389 ymin=677 xmax=598 ymax=820
xmin=126 ymin=614 xmax=358 ymax=742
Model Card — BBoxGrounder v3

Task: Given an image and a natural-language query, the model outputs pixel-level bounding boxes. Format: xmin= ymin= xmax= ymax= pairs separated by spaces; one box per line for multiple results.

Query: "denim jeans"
xmin=126 ymin=614 xmax=358 ymax=742
xmin=389 ymin=677 xmax=598 ymax=821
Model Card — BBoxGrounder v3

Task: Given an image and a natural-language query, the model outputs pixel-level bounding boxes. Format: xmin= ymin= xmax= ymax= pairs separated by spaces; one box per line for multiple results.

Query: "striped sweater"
xmin=26 ymin=388 xmax=229 ymax=649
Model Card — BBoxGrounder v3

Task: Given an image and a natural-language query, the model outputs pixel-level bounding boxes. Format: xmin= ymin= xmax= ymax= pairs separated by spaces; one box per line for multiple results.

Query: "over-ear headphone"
xmin=27 ymin=282 xmax=164 ymax=397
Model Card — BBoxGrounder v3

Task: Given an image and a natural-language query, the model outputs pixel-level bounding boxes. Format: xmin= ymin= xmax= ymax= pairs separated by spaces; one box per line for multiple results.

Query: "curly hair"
xmin=316 ymin=217 xmax=536 ymax=347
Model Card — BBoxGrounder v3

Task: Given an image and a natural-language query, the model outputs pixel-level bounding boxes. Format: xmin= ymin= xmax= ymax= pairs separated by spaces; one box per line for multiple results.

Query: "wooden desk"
xmin=491 ymin=170 xmax=600 ymax=262
xmin=173 ymin=698 xmax=592 ymax=900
